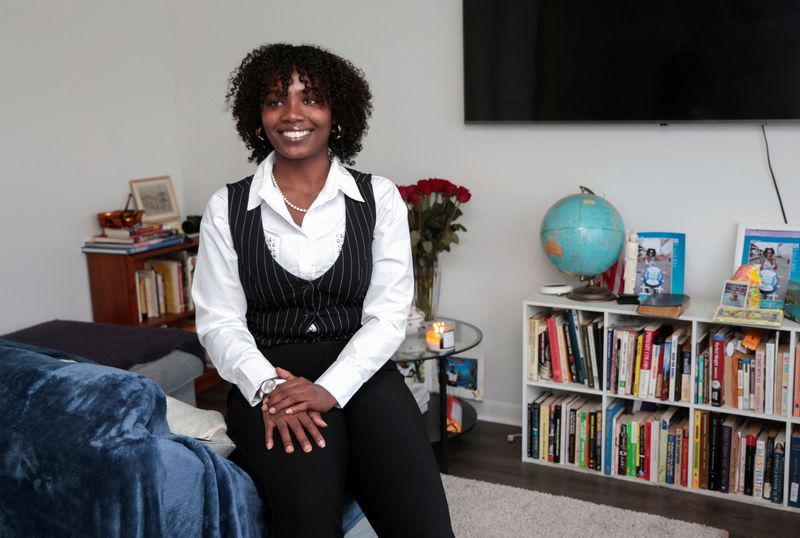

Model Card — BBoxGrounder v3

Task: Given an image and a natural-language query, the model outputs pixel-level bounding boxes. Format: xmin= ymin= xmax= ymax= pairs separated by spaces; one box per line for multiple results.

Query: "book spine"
xmin=681 ymin=348 xmax=691 ymax=402
xmin=666 ymin=430 xmax=676 ymax=485
xmin=578 ymin=411 xmax=587 ymax=469
xmin=755 ymin=436 xmax=766 ymax=499
xmin=790 ymin=434 xmax=800 ymax=508
xmin=528 ymin=318 xmax=539 ymax=381
xmin=668 ymin=336 xmax=678 ymax=402
xmin=737 ymin=357 xmax=744 ymax=409
xmin=562 ymin=324 xmax=577 ymax=383
xmin=711 ymin=336 xmax=724 ymax=407
xmin=660 ymin=341 xmax=672 ymax=401
xmin=595 ymin=410 xmax=602 ymax=472
xmin=692 ymin=410 xmax=701 ymax=488
xmin=639 ymin=328 xmax=656 ymax=398
xmin=708 ymin=413 xmax=720 ymax=491
xmin=744 ymin=435 xmax=756 ymax=496
xmin=795 ymin=346 xmax=800 ymax=417
xmin=781 ymin=350 xmax=791 ymax=416
xmin=532 ymin=400 xmax=541 ymax=460
xmin=568 ymin=408 xmax=577 ymax=464
xmin=772 ymin=444 xmax=785 ymax=504
xmin=764 ymin=434 xmax=775 ymax=501
xmin=547 ymin=317 xmax=563 ymax=383
xmin=720 ymin=423 xmax=732 ymax=493
xmin=588 ymin=411 xmax=597 ymax=470
xmin=554 ymin=404 xmax=562 ymax=463
xmin=699 ymin=412 xmax=709 ymax=489
xmin=607 ymin=330 xmax=615 ymax=391
xmin=755 ymin=348 xmax=765 ymax=414
xmin=633 ymin=334 xmax=643 ymax=398
xmin=650 ymin=344 xmax=661 ymax=399
xmin=527 ymin=402 xmax=534 ymax=457
xmin=765 ymin=340 xmax=775 ymax=415
xmin=618 ymin=421 xmax=627 ymax=475
xmin=743 ymin=358 xmax=751 ymax=411
xmin=696 ymin=352 xmax=704 ymax=404
xmin=582 ymin=324 xmax=595 ymax=389
xmin=681 ymin=426 xmax=689 ymax=488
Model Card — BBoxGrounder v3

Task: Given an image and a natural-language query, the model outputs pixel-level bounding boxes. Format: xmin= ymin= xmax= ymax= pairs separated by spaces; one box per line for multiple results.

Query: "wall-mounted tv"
xmin=463 ymin=0 xmax=800 ymax=123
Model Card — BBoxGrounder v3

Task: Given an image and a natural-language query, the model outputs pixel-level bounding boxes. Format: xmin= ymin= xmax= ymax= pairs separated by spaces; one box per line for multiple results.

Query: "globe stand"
xmin=567 ymin=277 xmax=616 ymax=302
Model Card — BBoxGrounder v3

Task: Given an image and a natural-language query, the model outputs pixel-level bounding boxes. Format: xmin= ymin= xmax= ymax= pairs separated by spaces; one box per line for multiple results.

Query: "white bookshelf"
xmin=521 ymin=292 xmax=799 ymax=512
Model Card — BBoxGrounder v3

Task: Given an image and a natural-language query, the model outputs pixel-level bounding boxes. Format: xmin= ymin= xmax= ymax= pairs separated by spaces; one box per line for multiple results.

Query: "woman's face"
xmin=260 ymin=69 xmax=332 ymax=163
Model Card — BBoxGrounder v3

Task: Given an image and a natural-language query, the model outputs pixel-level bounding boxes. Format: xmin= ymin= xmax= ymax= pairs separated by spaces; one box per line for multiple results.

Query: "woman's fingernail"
xmin=303 ymin=445 xmax=312 ymax=453
xmin=319 ymin=440 xmax=326 ymax=448
xmin=267 ymin=443 xmax=272 ymax=450
xmin=286 ymin=446 xmax=294 ymax=453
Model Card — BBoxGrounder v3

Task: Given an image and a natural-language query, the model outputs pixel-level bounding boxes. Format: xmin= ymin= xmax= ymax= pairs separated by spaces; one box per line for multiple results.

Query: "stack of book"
xmin=527 ymin=310 xmax=604 ymax=389
xmin=693 ymin=411 xmax=787 ymax=504
xmin=606 ymin=400 xmax=689 ymax=487
xmin=134 ymin=252 xmax=197 ymax=321
xmin=607 ymin=320 xmax=691 ymax=403
xmin=695 ymin=327 xmax=791 ymax=415
xmin=82 ymin=224 xmax=185 ymax=255
xmin=526 ymin=392 xmax=602 ymax=471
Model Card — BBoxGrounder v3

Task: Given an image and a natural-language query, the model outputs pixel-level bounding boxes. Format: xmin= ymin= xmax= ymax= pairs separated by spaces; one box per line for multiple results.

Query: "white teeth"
xmin=282 ymin=130 xmax=311 ymax=139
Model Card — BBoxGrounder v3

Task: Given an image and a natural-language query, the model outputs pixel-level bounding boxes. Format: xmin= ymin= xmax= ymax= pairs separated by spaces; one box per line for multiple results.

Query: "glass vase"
xmin=413 ymin=255 xmax=440 ymax=321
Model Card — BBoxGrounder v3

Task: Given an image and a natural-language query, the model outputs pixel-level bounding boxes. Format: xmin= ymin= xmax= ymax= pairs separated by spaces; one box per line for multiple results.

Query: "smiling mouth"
xmin=279 ymin=129 xmax=312 ymax=140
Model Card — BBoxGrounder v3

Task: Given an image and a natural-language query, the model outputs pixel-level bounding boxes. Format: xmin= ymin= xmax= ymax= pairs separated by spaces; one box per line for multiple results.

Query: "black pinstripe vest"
xmin=226 ymin=169 xmax=376 ymax=350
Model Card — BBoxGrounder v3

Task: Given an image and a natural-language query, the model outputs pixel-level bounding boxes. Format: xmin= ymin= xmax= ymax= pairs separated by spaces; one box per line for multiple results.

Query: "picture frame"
xmin=428 ymin=344 xmax=485 ymax=401
xmin=733 ymin=223 xmax=800 ymax=310
xmin=720 ymin=280 xmax=749 ymax=308
xmin=129 ymin=175 xmax=180 ymax=224
xmin=634 ymin=232 xmax=686 ymax=299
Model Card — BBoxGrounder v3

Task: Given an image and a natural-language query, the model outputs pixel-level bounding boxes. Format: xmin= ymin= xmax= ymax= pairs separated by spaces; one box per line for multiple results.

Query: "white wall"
xmin=4 ymin=1 xmax=800 ymax=424
xmin=0 ymin=1 xmax=183 ymax=333
xmin=168 ymin=0 xmax=800 ymax=423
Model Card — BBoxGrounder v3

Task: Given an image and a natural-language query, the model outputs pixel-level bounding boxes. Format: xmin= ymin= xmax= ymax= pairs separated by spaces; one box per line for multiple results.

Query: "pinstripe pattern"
xmin=227 ymin=169 xmax=376 ymax=351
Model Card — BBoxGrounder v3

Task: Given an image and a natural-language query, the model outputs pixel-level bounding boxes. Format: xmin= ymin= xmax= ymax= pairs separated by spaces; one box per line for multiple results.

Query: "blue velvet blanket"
xmin=0 ymin=338 xmax=265 ymax=537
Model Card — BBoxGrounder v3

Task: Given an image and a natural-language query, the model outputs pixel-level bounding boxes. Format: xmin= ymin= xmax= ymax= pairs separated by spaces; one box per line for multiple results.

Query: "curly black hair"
xmin=226 ymin=43 xmax=373 ymax=165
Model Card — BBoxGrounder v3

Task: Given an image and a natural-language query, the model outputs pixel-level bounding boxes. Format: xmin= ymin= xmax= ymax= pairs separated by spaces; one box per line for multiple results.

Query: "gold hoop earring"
xmin=332 ymin=124 xmax=343 ymax=140
xmin=255 ymin=127 xmax=267 ymax=141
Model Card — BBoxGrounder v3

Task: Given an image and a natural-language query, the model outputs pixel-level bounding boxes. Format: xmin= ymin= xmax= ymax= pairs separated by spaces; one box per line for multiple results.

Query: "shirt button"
xmin=307 ymin=323 xmax=318 ymax=334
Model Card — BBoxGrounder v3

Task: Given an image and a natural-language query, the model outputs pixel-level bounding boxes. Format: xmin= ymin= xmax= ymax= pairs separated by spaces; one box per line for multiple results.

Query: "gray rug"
xmin=442 ymin=475 xmax=728 ymax=538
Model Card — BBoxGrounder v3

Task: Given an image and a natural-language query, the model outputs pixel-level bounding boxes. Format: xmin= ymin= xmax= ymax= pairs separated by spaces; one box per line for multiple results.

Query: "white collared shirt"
xmin=192 ymin=153 xmax=413 ymax=407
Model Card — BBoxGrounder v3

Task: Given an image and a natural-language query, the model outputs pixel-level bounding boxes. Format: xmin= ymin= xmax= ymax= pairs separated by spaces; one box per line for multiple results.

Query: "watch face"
xmin=262 ymin=378 xmax=276 ymax=393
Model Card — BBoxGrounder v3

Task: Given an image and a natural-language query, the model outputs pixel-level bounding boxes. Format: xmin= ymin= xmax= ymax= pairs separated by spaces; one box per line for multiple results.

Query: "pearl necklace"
xmin=271 ymin=170 xmax=309 ymax=213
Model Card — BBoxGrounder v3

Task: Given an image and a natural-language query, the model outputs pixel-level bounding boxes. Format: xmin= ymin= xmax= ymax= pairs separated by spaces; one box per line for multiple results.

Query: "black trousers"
xmin=225 ymin=341 xmax=454 ymax=538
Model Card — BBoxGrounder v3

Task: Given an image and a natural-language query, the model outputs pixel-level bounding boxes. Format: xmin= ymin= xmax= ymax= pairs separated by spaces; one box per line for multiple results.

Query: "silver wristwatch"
xmin=256 ymin=377 xmax=279 ymax=400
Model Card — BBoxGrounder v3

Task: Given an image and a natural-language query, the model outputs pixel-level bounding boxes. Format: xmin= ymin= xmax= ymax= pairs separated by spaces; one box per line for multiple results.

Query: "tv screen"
xmin=463 ymin=0 xmax=800 ymax=122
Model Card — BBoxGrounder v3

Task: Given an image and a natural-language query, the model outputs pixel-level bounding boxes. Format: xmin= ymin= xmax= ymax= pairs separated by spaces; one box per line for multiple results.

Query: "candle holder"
xmin=425 ymin=321 xmax=455 ymax=352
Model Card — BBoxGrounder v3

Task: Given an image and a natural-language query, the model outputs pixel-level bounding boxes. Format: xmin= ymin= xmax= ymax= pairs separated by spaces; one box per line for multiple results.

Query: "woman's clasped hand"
xmin=261 ymin=367 xmax=338 ymax=453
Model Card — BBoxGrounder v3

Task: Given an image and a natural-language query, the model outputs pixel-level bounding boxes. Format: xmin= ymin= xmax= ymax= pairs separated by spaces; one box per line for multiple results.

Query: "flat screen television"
xmin=463 ymin=0 xmax=800 ymax=123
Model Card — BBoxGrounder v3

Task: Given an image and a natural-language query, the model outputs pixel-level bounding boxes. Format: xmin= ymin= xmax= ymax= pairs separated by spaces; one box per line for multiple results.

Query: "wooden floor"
xmin=197 ymin=383 xmax=800 ymax=538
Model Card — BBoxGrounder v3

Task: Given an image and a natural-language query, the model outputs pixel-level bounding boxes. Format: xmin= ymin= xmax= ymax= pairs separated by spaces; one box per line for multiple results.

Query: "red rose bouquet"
xmin=397 ymin=178 xmax=472 ymax=320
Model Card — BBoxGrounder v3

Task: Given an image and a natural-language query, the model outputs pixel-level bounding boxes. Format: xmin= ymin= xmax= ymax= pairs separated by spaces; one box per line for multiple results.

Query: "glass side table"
xmin=391 ymin=318 xmax=482 ymax=473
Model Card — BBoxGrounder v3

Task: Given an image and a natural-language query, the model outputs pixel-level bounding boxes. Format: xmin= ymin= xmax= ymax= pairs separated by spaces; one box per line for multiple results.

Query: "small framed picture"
xmin=720 ymin=280 xmax=749 ymax=308
xmin=129 ymin=175 xmax=180 ymax=224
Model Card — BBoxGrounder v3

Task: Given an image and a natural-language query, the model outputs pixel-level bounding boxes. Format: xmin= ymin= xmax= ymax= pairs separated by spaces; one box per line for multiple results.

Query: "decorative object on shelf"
xmin=636 ymin=293 xmax=691 ymax=318
xmin=733 ymin=223 xmax=800 ymax=311
xmin=428 ymin=344 xmax=485 ymax=401
xmin=539 ymin=186 xmax=625 ymax=301
xmin=426 ymin=321 xmax=455 ymax=351
xmin=720 ymin=280 xmax=749 ymax=308
xmin=634 ymin=232 xmax=686 ymax=300
xmin=397 ymin=178 xmax=472 ymax=320
xmin=712 ymin=305 xmax=783 ymax=327
xmin=538 ymin=283 xmax=573 ymax=296
xmin=130 ymin=175 xmax=181 ymax=224
xmin=97 ymin=194 xmax=144 ymax=229
xmin=623 ymin=230 xmax=639 ymax=294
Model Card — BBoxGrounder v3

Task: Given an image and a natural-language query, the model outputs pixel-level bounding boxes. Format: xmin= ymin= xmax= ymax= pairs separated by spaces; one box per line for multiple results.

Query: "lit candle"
xmin=425 ymin=321 xmax=455 ymax=351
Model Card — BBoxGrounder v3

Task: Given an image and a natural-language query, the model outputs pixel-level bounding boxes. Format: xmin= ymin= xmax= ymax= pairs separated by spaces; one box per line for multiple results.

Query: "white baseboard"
xmin=468 ymin=399 xmax=521 ymax=427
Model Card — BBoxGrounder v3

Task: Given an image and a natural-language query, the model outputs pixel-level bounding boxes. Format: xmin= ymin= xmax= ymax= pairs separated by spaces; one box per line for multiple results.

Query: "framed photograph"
xmin=129 ymin=175 xmax=180 ymax=224
xmin=733 ymin=223 xmax=800 ymax=309
xmin=428 ymin=344 xmax=485 ymax=401
xmin=634 ymin=232 xmax=686 ymax=298
xmin=720 ymin=280 xmax=749 ymax=308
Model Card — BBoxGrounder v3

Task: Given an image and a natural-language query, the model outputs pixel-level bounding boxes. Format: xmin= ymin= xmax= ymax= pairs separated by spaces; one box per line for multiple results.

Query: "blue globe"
xmin=540 ymin=191 xmax=625 ymax=278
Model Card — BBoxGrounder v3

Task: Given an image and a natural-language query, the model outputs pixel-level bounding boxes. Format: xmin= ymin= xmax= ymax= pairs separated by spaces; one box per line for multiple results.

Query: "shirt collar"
xmin=247 ymin=152 xmax=364 ymax=212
